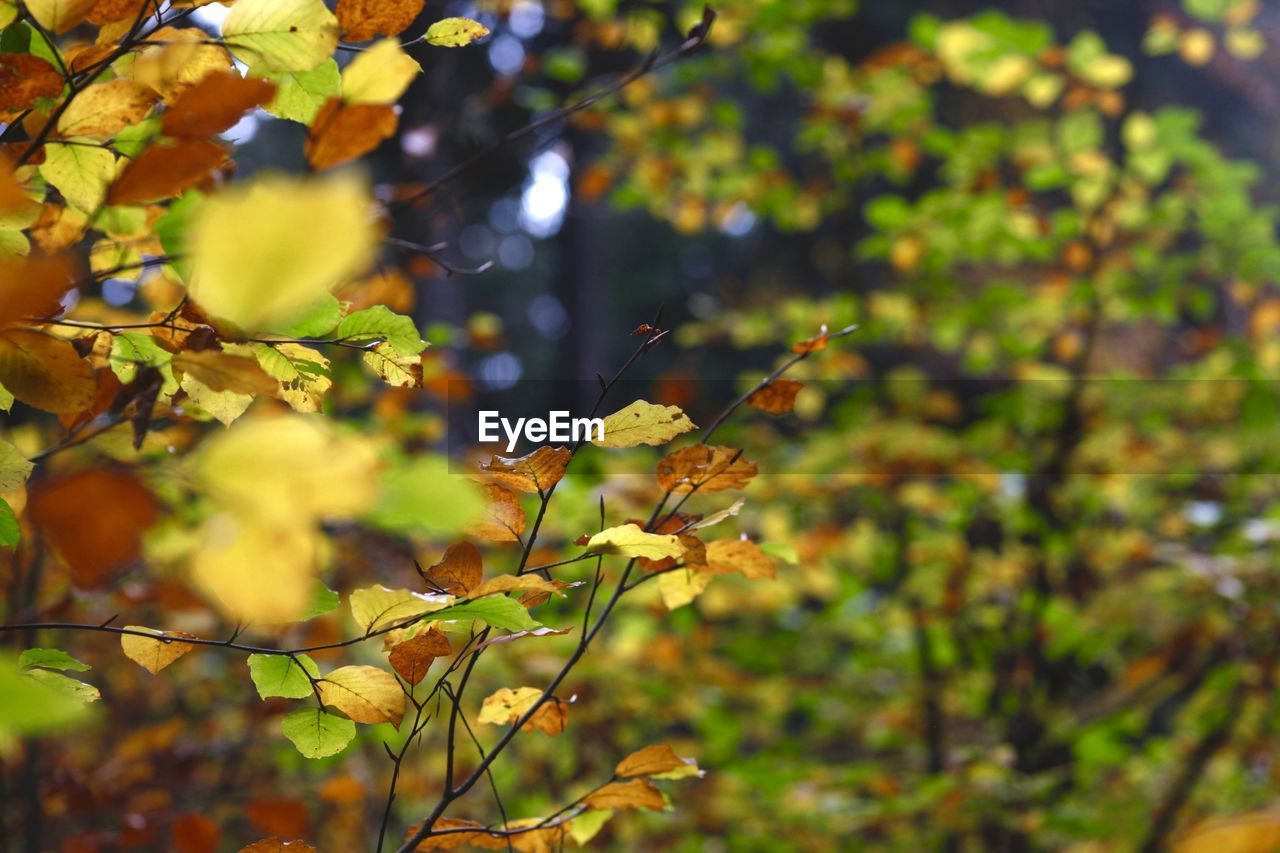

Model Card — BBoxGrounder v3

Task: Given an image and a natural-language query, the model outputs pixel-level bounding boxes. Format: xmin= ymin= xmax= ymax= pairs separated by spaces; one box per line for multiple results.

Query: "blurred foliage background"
xmin=11 ymin=0 xmax=1280 ymax=849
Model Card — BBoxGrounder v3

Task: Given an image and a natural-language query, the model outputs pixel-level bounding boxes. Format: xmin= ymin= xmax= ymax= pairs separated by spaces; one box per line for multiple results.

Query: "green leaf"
xmin=222 ymin=0 xmax=340 ymax=73
xmin=247 ymin=653 xmax=319 ymax=699
xmin=0 ymin=439 xmax=33 ymax=491
xmin=280 ymin=708 xmax=356 ymax=758
xmin=303 ymin=580 xmax=340 ymax=620
xmin=368 ymin=457 xmax=485 ymax=536
xmin=0 ymin=498 xmax=17 ymax=549
xmin=255 ymin=59 xmax=341 ymax=124
xmin=759 ymin=542 xmax=799 ymax=565
xmin=39 ymin=141 xmax=115 ymax=213
xmin=0 ymin=659 xmax=92 ymax=739
xmin=338 ymin=305 xmax=424 ymax=356
xmin=0 ymin=381 xmax=13 ymax=412
xmin=270 ymin=293 xmax=344 ymax=338
xmin=424 ymin=17 xmax=490 ymax=47
xmin=19 ymin=648 xmax=90 ymax=672
xmin=430 ymin=597 xmax=543 ymax=633
xmin=24 ymin=669 xmax=99 ymax=706
xmin=569 ymin=809 xmax=613 ymax=844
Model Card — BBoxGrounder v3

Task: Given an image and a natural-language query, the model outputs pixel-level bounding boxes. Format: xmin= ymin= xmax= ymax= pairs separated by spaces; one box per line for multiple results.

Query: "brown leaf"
xmin=388 ymin=626 xmax=451 ymax=685
xmin=655 ymin=445 xmax=757 ymax=494
xmin=480 ymin=446 xmax=571 ymax=493
xmin=0 ymin=55 xmax=63 ymax=112
xmin=239 ymin=841 xmax=317 ymax=853
xmin=120 ymin=626 xmax=197 ymax=675
xmin=468 ymin=483 xmax=526 ymax=542
xmin=88 ymin=0 xmax=146 ymax=24
xmin=746 ymin=378 xmax=803 ymax=414
xmin=245 ymin=797 xmax=310 ymax=841
xmin=305 ymin=99 xmax=397 ymax=171
xmin=108 ymin=139 xmax=229 ymax=205
xmin=0 ymin=328 xmax=97 ymax=413
xmin=337 ymin=0 xmax=424 ymax=41
xmin=404 ymin=819 xmax=489 ymax=851
xmin=28 ymin=467 xmax=160 ymax=588
xmin=161 ymin=71 xmax=275 ymax=138
xmin=421 ymin=541 xmax=482 ymax=596
xmin=583 ymin=779 xmax=666 ymax=812
xmin=704 ymin=538 xmax=775 ymax=580
xmin=791 ymin=331 xmax=829 ymax=354
xmin=173 ymin=349 xmax=278 ymax=395
xmin=615 ymin=744 xmax=701 ymax=778
xmin=525 ymin=698 xmax=568 ymax=736
xmin=171 ymin=813 xmax=220 ymax=853
xmin=469 ymin=574 xmax=562 ymax=599
xmin=0 ymin=256 xmax=78 ymax=327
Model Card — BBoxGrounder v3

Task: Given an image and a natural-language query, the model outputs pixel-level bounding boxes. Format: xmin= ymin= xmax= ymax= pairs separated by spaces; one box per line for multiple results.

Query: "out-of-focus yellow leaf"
xmin=25 ymin=0 xmax=97 ymax=32
xmin=188 ymin=172 xmax=376 ymax=330
xmin=593 ymin=400 xmax=696 ymax=448
xmin=191 ymin=513 xmax=318 ymax=623
xmin=341 ymin=39 xmax=421 ymax=104
xmin=318 ymin=665 xmax=405 ymax=726
xmin=1175 ymin=810 xmax=1280 ymax=853
xmin=657 ymin=568 xmax=712 ymax=610
xmin=120 ymin=626 xmax=196 ymax=675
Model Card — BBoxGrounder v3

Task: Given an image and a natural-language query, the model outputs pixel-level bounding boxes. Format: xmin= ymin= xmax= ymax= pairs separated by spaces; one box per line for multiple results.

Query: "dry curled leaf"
xmin=336 ymin=0 xmax=424 ymax=41
xmin=0 ymin=55 xmax=63 ymax=111
xmin=305 ymin=98 xmax=397 ymax=170
xmin=388 ymin=626 xmax=451 ymax=685
xmin=656 ymin=445 xmax=757 ymax=494
xmin=421 ymin=541 xmax=483 ymax=596
xmin=480 ymin=446 xmax=571 ymax=493
xmin=746 ymin=378 xmax=803 ymax=414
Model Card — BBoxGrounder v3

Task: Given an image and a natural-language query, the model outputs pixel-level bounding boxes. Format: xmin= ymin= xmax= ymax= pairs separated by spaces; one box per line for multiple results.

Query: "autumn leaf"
xmin=0 ymin=55 xmax=63 ymax=111
xmin=188 ymin=172 xmax=377 ymax=330
xmin=388 ymin=626 xmax=451 ymax=685
xmin=615 ymin=744 xmax=703 ymax=779
xmin=280 ymin=708 xmax=355 ymax=759
xmin=585 ymin=524 xmax=685 ymax=560
xmin=478 ymin=686 xmax=567 ymax=735
xmin=341 ymin=39 xmax=421 ymax=104
xmin=132 ymin=28 xmax=236 ymax=103
xmin=56 ymin=80 xmax=157 ymax=139
xmin=108 ymin=139 xmax=230 ymax=205
xmin=222 ymin=0 xmax=340 ymax=73
xmin=336 ymin=0 xmax=424 ymax=42
xmin=28 ymin=467 xmax=159 ymax=588
xmin=173 ymin=349 xmax=279 ymax=396
xmin=425 ymin=17 xmax=491 ymax=47
xmin=704 ymin=538 xmax=776 ymax=580
xmin=583 ymin=779 xmax=666 ymax=812
xmin=791 ymin=329 xmax=829 ymax=354
xmin=240 ymin=838 xmax=317 ymax=852
xmin=657 ymin=568 xmax=713 ymax=610
xmin=25 ymin=0 xmax=97 ymax=32
xmin=480 ymin=446 xmax=572 ymax=493
xmin=746 ymin=378 xmax=803 ymax=414
xmin=349 ymin=584 xmax=452 ymax=633
xmin=171 ymin=813 xmax=220 ymax=853
xmin=120 ymin=626 xmax=197 ymax=675
xmin=469 ymin=574 xmax=563 ymax=599
xmin=317 ymin=665 xmax=405 ymax=726
xmin=191 ymin=514 xmax=318 ymax=623
xmin=656 ymin=445 xmax=757 ymax=493
xmin=468 ymin=483 xmax=527 ymax=542
xmin=39 ymin=141 xmax=116 ymax=213
xmin=305 ymin=99 xmax=398 ymax=170
xmin=161 ymin=71 xmax=276 ymax=138
xmin=593 ymin=400 xmax=696 ymax=448
xmin=402 ymin=819 xmax=489 ymax=851
xmin=0 ymin=255 xmax=77 ymax=327
xmin=421 ymin=541 xmax=483 ymax=597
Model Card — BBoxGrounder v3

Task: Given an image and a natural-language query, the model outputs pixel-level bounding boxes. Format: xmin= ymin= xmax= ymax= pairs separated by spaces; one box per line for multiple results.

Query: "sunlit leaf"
xmin=317 ymin=665 xmax=405 ymax=726
xmin=424 ymin=17 xmax=490 ymax=47
xmin=336 ymin=0 xmax=423 ymax=42
xmin=247 ymin=653 xmax=319 ymax=699
xmin=161 ymin=70 xmax=276 ymax=138
xmin=341 ymin=39 xmax=421 ymax=104
xmin=582 ymin=779 xmax=666 ymax=812
xmin=120 ymin=626 xmax=197 ymax=675
xmin=56 ymin=80 xmax=157 ymax=139
xmin=39 ymin=141 xmax=116 ymax=213
xmin=615 ymin=744 xmax=702 ymax=779
xmin=280 ymin=708 xmax=355 ymax=758
xmin=593 ymin=400 xmax=696 ymax=448
xmin=480 ymin=446 xmax=571 ymax=494
xmin=349 ymin=584 xmax=452 ymax=633
xmin=656 ymin=445 xmax=757 ymax=494
xmin=222 ymin=0 xmax=340 ymax=72
xmin=586 ymin=524 xmax=685 ymax=560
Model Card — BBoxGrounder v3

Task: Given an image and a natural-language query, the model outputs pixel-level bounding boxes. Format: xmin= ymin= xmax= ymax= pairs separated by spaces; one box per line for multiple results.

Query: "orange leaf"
xmin=583 ymin=779 xmax=666 ymax=811
xmin=28 ymin=467 xmax=160 ymax=588
xmin=245 ymin=797 xmax=310 ymax=841
xmin=239 ymin=841 xmax=316 ymax=853
xmin=108 ymin=139 xmax=229 ymax=205
xmin=704 ymin=538 xmax=776 ymax=580
xmin=791 ymin=331 xmax=829 ymax=354
xmin=746 ymin=378 xmax=803 ymax=414
xmin=171 ymin=813 xmax=220 ymax=853
xmin=480 ymin=446 xmax=571 ymax=493
xmin=403 ymin=818 xmax=490 ymax=851
xmin=388 ymin=626 xmax=452 ymax=685
xmin=655 ymin=445 xmax=757 ymax=494
xmin=89 ymin=0 xmax=146 ymax=24
xmin=421 ymin=541 xmax=483 ymax=596
xmin=337 ymin=0 xmax=425 ymax=41
xmin=161 ymin=71 xmax=276 ymax=138
xmin=0 ymin=55 xmax=63 ymax=111
xmin=305 ymin=99 xmax=397 ymax=170
xmin=468 ymin=483 xmax=526 ymax=542
xmin=615 ymin=744 xmax=701 ymax=778
xmin=0 ymin=256 xmax=78 ymax=328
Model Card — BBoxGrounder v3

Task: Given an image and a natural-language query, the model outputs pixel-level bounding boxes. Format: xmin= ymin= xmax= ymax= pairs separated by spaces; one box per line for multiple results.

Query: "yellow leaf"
xmin=1175 ymin=810 xmax=1280 ymax=852
xmin=131 ymin=28 xmax=235 ymax=103
xmin=222 ymin=0 xmax=340 ymax=72
xmin=582 ymin=779 xmax=666 ymax=812
xmin=704 ymin=538 xmax=776 ymax=580
xmin=468 ymin=575 xmax=562 ymax=599
xmin=341 ymin=39 xmax=421 ymax=104
xmin=615 ymin=744 xmax=702 ymax=779
xmin=349 ymin=584 xmax=452 ymax=633
xmin=318 ymin=664 xmax=405 ymax=726
xmin=120 ymin=625 xmax=196 ymax=674
xmin=593 ymin=400 xmax=696 ymax=448
xmin=188 ymin=172 xmax=376 ymax=330
xmin=424 ymin=17 xmax=490 ymax=47
xmin=194 ymin=413 xmax=379 ymax=525
xmin=0 ymin=329 xmax=96 ymax=414
xmin=586 ymin=524 xmax=685 ymax=560
xmin=180 ymin=372 xmax=254 ymax=426
xmin=25 ymin=0 xmax=97 ymax=33
xmin=191 ymin=513 xmax=318 ymax=622
xmin=173 ymin=349 xmax=279 ymax=396
xmin=56 ymin=80 xmax=156 ymax=140
xmin=39 ymin=141 xmax=116 ymax=213
xmin=657 ymin=568 xmax=712 ymax=610
xmin=477 ymin=686 xmax=542 ymax=724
